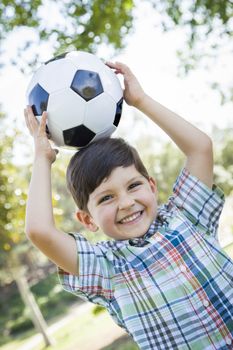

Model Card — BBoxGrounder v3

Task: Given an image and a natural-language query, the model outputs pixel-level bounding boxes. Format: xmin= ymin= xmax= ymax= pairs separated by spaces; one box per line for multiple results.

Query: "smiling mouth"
xmin=118 ymin=211 xmax=144 ymax=224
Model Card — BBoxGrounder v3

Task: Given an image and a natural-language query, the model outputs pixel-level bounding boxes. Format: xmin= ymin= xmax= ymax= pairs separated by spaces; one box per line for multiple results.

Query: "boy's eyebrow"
xmin=92 ymin=175 xmax=145 ymax=200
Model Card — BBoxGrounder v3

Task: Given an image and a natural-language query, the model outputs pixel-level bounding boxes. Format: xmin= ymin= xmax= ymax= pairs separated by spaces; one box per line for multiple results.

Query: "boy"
xmin=24 ymin=62 xmax=233 ymax=349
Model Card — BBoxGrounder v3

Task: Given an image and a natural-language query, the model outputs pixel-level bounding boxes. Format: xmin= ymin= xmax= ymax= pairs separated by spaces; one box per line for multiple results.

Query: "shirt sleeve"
xmin=58 ymin=233 xmax=114 ymax=307
xmin=170 ymin=168 xmax=225 ymax=237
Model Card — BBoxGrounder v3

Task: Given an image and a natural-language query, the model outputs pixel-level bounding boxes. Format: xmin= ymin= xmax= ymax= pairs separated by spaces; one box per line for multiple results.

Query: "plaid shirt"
xmin=58 ymin=168 xmax=233 ymax=349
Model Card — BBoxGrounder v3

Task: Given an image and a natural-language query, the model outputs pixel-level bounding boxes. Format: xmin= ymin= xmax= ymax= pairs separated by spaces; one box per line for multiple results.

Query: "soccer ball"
xmin=26 ymin=51 xmax=123 ymax=149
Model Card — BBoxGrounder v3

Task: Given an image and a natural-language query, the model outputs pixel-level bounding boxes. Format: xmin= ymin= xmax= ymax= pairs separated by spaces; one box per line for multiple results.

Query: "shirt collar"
xmin=127 ymin=213 xmax=167 ymax=247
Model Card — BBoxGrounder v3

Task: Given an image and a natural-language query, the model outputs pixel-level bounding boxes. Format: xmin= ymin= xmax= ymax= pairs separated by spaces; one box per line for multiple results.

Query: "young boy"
xmin=24 ymin=62 xmax=233 ymax=349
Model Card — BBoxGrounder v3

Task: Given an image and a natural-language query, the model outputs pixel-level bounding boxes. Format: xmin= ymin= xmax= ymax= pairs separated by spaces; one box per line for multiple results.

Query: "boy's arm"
xmin=24 ymin=107 xmax=78 ymax=275
xmin=136 ymin=95 xmax=213 ymax=188
xmin=107 ymin=62 xmax=213 ymax=188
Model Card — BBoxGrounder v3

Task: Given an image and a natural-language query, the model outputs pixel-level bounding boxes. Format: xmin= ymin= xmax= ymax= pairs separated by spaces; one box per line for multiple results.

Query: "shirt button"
xmin=180 ymin=265 xmax=187 ymax=273
xmin=155 ymin=235 xmax=162 ymax=243
xmin=226 ymin=337 xmax=232 ymax=345
xmin=203 ymin=299 xmax=210 ymax=308
xmin=129 ymin=239 xmax=138 ymax=245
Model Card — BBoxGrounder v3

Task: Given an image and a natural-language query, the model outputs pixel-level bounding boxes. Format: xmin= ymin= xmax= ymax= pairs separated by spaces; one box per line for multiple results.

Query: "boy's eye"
xmin=128 ymin=181 xmax=142 ymax=190
xmin=98 ymin=194 xmax=113 ymax=204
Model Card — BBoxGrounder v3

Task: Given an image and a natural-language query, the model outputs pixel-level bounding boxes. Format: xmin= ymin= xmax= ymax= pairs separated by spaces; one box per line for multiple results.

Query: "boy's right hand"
xmin=24 ymin=106 xmax=58 ymax=164
xmin=106 ymin=61 xmax=146 ymax=108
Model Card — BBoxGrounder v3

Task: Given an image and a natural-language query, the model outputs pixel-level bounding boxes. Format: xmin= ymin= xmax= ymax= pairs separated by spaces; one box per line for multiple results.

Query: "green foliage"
xmin=133 ymin=121 xmax=233 ymax=201
xmin=0 ymin=272 xmax=78 ymax=342
xmin=149 ymin=0 xmax=233 ymax=102
xmin=213 ymin=127 xmax=233 ymax=195
xmin=102 ymin=336 xmax=139 ymax=350
xmin=92 ymin=305 xmax=105 ymax=316
xmin=151 ymin=0 xmax=232 ymax=58
xmin=0 ymin=0 xmax=134 ymax=71
xmin=1 ymin=0 xmax=232 ymax=101
xmin=155 ymin=0 xmax=232 ymax=37
xmin=0 ymin=111 xmax=28 ymax=268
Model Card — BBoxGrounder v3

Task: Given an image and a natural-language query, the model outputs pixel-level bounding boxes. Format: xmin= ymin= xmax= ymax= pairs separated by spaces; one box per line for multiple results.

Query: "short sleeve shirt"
xmin=58 ymin=168 xmax=233 ymax=349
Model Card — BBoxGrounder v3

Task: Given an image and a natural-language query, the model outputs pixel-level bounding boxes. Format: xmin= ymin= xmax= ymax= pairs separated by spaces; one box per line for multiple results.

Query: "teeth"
xmin=120 ymin=211 xmax=142 ymax=224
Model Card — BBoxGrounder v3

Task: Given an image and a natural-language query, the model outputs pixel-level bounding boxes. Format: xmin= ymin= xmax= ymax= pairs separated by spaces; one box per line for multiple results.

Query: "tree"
xmin=0 ymin=111 xmax=25 ymax=268
xmin=0 ymin=109 xmax=54 ymax=345
xmin=1 ymin=1 xmax=232 ymax=100
xmin=149 ymin=0 xmax=233 ymax=102
xmin=0 ymin=0 xmax=134 ymax=72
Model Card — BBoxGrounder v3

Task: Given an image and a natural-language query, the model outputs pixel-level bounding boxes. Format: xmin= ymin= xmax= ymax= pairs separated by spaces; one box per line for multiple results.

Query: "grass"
xmin=0 ymin=304 xmax=138 ymax=350
xmin=0 ymin=272 xmax=78 ymax=344
xmin=102 ymin=336 xmax=139 ymax=350
xmin=0 ymin=329 xmax=36 ymax=350
xmin=223 ymin=242 xmax=233 ymax=259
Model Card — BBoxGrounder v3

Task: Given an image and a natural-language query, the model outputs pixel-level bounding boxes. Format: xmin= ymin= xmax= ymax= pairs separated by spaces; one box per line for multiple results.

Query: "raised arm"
xmin=107 ymin=62 xmax=213 ymax=188
xmin=24 ymin=107 xmax=78 ymax=274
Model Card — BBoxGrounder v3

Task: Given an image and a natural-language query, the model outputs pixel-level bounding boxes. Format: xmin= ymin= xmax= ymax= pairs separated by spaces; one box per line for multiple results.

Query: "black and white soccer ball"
xmin=26 ymin=51 xmax=123 ymax=148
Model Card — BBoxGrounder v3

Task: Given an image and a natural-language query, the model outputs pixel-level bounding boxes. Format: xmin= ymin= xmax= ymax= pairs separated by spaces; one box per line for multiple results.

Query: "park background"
xmin=0 ymin=0 xmax=232 ymax=349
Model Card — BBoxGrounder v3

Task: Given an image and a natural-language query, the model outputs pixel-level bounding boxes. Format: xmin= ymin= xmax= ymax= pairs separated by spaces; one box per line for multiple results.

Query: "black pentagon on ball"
xmin=63 ymin=124 xmax=96 ymax=148
xmin=71 ymin=70 xmax=103 ymax=101
xmin=113 ymin=97 xmax=123 ymax=127
xmin=28 ymin=83 xmax=49 ymax=116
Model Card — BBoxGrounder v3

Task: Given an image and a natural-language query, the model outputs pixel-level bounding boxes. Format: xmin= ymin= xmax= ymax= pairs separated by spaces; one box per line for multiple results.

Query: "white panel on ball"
xmin=99 ymin=67 xmax=123 ymax=102
xmin=39 ymin=60 xmax=78 ymax=93
xmin=26 ymin=65 xmax=45 ymax=96
xmin=92 ymin=124 xmax=117 ymax=142
xmin=85 ymin=93 xmax=116 ymax=133
xmin=47 ymin=88 xmax=86 ymax=129
xmin=47 ymin=120 xmax=65 ymax=146
xmin=67 ymin=51 xmax=105 ymax=73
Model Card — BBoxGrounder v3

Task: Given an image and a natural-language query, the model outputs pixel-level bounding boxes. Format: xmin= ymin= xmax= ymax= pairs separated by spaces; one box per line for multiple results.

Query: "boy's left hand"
xmin=106 ymin=61 xmax=146 ymax=108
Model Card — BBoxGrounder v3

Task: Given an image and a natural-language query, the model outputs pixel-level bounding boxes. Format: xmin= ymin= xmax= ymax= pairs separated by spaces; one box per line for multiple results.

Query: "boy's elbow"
xmin=197 ymin=133 xmax=213 ymax=154
xmin=25 ymin=225 xmax=41 ymax=243
xmin=25 ymin=224 xmax=51 ymax=245
xmin=204 ymin=134 xmax=213 ymax=149
xmin=203 ymin=135 xmax=213 ymax=157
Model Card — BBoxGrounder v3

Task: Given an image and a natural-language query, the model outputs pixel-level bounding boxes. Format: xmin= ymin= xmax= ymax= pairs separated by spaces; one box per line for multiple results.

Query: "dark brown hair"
xmin=66 ymin=137 xmax=149 ymax=212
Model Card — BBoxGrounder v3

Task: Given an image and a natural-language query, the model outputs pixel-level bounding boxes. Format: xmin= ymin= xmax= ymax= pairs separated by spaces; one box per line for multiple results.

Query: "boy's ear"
xmin=76 ymin=210 xmax=98 ymax=232
xmin=149 ymin=177 xmax=157 ymax=194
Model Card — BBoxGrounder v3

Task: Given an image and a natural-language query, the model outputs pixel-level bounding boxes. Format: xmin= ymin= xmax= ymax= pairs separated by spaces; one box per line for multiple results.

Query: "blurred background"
xmin=0 ymin=0 xmax=232 ymax=349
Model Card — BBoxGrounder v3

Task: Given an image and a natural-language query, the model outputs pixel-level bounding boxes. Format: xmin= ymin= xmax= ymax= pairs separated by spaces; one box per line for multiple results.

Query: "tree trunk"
xmin=12 ymin=265 xmax=55 ymax=347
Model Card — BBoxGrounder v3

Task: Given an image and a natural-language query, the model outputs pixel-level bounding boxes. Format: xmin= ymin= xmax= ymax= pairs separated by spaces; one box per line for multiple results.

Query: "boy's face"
xmin=77 ymin=165 xmax=158 ymax=240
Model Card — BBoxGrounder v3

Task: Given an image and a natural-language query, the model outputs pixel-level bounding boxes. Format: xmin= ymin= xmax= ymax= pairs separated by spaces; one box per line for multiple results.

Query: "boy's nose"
xmin=118 ymin=194 xmax=135 ymax=210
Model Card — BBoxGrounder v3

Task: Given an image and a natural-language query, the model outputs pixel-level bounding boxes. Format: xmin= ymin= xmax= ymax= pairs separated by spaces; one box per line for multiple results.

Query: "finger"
xmin=108 ymin=62 xmax=132 ymax=78
xmin=115 ymin=62 xmax=133 ymax=77
xmin=105 ymin=61 xmax=125 ymax=73
xmin=24 ymin=107 xmax=37 ymax=134
xmin=26 ymin=105 xmax=36 ymax=118
xmin=38 ymin=111 xmax=48 ymax=136
xmin=26 ymin=106 xmax=39 ymax=131
xmin=105 ymin=61 xmax=116 ymax=68
xmin=24 ymin=108 xmax=31 ymax=131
